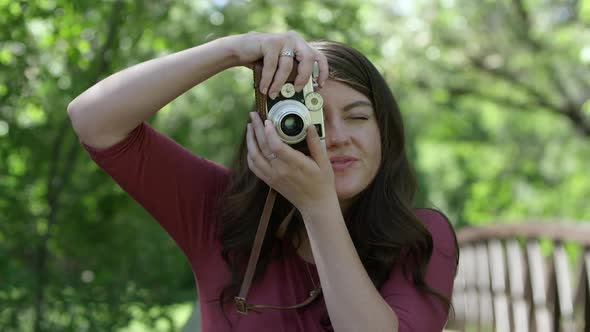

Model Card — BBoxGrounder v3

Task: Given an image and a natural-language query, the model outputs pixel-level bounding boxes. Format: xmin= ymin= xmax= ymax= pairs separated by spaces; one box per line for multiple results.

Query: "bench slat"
xmin=506 ymin=239 xmax=529 ymax=332
xmin=527 ymin=240 xmax=551 ymax=332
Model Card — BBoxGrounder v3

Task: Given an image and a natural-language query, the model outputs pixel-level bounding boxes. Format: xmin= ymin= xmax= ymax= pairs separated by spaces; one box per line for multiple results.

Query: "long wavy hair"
xmin=214 ymin=40 xmax=457 ymax=329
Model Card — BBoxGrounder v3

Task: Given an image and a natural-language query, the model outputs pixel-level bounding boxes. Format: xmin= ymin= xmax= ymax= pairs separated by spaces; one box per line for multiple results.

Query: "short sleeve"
xmin=379 ymin=208 xmax=458 ymax=331
xmin=81 ymin=122 xmax=230 ymax=269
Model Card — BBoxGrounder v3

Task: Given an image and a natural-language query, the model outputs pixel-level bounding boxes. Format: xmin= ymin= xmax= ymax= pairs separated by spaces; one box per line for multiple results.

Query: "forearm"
xmin=67 ymin=35 xmax=239 ymax=148
xmin=301 ymin=196 xmax=399 ymax=332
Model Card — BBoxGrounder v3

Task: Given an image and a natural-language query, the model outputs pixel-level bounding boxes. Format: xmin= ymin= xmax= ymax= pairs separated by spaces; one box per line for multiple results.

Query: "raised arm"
xmin=67 ymin=31 xmax=328 ymax=149
xmin=67 ymin=36 xmax=238 ymax=148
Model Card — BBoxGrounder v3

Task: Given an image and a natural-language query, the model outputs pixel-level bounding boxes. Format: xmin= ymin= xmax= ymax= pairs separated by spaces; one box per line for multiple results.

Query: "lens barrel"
xmin=267 ymin=100 xmax=311 ymax=144
xmin=280 ymin=114 xmax=305 ymax=137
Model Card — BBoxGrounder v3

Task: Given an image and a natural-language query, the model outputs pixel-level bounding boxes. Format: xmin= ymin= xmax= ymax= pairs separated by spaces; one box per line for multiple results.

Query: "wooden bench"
xmin=446 ymin=223 xmax=590 ymax=332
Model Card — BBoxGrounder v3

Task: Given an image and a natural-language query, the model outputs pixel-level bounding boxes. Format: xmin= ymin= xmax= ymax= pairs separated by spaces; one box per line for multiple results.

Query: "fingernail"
xmin=265 ymin=120 xmax=272 ymax=127
xmin=294 ymin=85 xmax=303 ymax=93
xmin=269 ymin=91 xmax=278 ymax=100
xmin=260 ymin=86 xmax=267 ymax=94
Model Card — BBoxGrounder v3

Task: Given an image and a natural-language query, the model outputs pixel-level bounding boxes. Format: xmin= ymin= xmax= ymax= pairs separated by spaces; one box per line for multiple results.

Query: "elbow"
xmin=65 ymin=97 xmax=130 ymax=150
xmin=66 ymin=99 xmax=82 ymax=133
xmin=66 ymin=97 xmax=78 ymax=124
xmin=66 ymin=98 xmax=92 ymax=140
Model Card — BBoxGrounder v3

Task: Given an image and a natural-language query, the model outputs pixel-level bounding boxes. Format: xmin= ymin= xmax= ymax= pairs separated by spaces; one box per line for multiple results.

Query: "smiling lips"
xmin=329 ymin=156 xmax=358 ymax=171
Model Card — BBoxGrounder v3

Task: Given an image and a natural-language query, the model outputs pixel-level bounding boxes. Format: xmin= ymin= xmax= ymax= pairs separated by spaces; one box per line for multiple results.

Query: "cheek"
xmin=355 ymin=128 xmax=381 ymax=178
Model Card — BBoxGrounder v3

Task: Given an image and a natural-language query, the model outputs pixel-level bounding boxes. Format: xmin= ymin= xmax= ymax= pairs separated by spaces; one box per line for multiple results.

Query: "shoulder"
xmin=413 ymin=208 xmax=453 ymax=236
xmin=414 ymin=208 xmax=457 ymax=259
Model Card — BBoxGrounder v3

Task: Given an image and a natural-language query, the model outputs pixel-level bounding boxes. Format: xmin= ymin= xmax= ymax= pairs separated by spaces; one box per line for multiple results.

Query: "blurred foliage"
xmin=1 ymin=0 xmax=589 ymax=331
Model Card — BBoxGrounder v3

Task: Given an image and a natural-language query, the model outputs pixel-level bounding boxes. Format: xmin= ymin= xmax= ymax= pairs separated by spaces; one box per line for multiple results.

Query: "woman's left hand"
xmin=246 ymin=112 xmax=337 ymax=214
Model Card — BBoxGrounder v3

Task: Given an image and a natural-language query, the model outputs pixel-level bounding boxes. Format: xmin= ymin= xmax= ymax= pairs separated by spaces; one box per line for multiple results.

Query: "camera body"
xmin=255 ymin=63 xmax=325 ymax=153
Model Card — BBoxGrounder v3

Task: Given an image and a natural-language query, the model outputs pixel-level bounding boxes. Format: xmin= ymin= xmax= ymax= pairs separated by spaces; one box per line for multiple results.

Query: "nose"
xmin=324 ymin=120 xmax=350 ymax=148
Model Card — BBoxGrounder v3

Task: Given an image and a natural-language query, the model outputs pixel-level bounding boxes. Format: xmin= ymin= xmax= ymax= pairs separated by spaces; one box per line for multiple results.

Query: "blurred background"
xmin=1 ymin=0 xmax=589 ymax=331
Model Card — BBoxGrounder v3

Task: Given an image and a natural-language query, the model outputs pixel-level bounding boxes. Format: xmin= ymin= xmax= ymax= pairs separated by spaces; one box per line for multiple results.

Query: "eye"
xmin=348 ymin=116 xmax=369 ymax=120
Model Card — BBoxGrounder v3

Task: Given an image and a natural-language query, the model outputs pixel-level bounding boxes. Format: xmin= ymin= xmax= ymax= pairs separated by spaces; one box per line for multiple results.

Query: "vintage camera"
xmin=254 ymin=62 xmax=326 ymax=153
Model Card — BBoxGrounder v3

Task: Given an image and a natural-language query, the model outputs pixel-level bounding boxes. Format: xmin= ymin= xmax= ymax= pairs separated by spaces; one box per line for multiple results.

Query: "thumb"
xmin=306 ymin=125 xmax=329 ymax=167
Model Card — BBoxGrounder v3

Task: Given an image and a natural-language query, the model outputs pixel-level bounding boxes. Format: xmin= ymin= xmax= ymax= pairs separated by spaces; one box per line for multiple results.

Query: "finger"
xmin=249 ymin=112 xmax=272 ymax=156
xmin=268 ymin=50 xmax=295 ymax=99
xmin=246 ymin=123 xmax=274 ymax=174
xmin=264 ymin=119 xmax=312 ymax=169
xmin=259 ymin=44 xmax=281 ymax=95
xmin=306 ymin=124 xmax=330 ymax=168
xmin=315 ymin=51 xmax=329 ymax=88
xmin=293 ymin=48 xmax=315 ymax=92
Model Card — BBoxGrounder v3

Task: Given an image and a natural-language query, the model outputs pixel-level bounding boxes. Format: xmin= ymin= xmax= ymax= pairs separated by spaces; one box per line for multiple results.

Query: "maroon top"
xmin=82 ymin=122 xmax=457 ymax=331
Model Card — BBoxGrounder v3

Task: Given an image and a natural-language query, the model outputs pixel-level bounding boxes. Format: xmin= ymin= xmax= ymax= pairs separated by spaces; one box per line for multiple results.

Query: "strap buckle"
xmin=234 ymin=296 xmax=249 ymax=315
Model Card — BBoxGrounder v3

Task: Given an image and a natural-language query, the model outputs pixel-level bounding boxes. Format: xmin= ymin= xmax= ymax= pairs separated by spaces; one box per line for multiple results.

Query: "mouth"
xmin=329 ymin=156 xmax=358 ymax=172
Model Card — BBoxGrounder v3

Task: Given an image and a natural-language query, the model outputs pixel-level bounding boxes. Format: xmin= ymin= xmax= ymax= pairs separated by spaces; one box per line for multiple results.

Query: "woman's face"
xmin=318 ymin=79 xmax=382 ymax=212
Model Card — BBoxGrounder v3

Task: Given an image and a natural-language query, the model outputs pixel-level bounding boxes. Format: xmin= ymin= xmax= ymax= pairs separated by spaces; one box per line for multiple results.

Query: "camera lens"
xmin=267 ymin=99 xmax=311 ymax=144
xmin=280 ymin=114 xmax=305 ymax=136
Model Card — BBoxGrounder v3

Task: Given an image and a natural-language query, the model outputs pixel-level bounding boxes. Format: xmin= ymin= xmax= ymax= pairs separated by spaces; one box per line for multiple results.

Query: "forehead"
xmin=318 ymin=80 xmax=371 ymax=107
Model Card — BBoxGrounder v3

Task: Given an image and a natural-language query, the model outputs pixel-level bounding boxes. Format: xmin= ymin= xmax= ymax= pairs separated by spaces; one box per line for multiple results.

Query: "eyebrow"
xmin=342 ymin=100 xmax=372 ymax=112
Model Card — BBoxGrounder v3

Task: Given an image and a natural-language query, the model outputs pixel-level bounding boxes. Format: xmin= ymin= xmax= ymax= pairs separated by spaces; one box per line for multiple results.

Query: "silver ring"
xmin=266 ymin=153 xmax=278 ymax=161
xmin=280 ymin=50 xmax=295 ymax=58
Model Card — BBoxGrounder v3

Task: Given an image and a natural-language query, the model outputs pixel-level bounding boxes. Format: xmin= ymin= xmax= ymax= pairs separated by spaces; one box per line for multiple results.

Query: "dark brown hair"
xmin=214 ymin=40 xmax=458 ymax=329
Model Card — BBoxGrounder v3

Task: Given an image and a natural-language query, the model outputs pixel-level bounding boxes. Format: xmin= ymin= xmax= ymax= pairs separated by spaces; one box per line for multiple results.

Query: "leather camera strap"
xmin=235 ymin=188 xmax=276 ymax=314
xmin=235 ymin=189 xmax=314 ymax=314
xmin=234 ymin=63 xmax=274 ymax=314
xmin=235 ymin=63 xmax=321 ymax=314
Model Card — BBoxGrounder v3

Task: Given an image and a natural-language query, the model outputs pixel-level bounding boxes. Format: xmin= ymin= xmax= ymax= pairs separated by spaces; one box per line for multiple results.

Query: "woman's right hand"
xmin=231 ymin=31 xmax=329 ymax=99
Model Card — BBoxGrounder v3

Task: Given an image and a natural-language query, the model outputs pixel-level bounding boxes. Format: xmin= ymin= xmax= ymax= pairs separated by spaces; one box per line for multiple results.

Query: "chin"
xmin=334 ymin=180 xmax=362 ymax=202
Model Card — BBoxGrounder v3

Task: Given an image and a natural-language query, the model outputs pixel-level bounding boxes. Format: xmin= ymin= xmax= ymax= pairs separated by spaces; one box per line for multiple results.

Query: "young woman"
xmin=68 ymin=31 xmax=458 ymax=331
